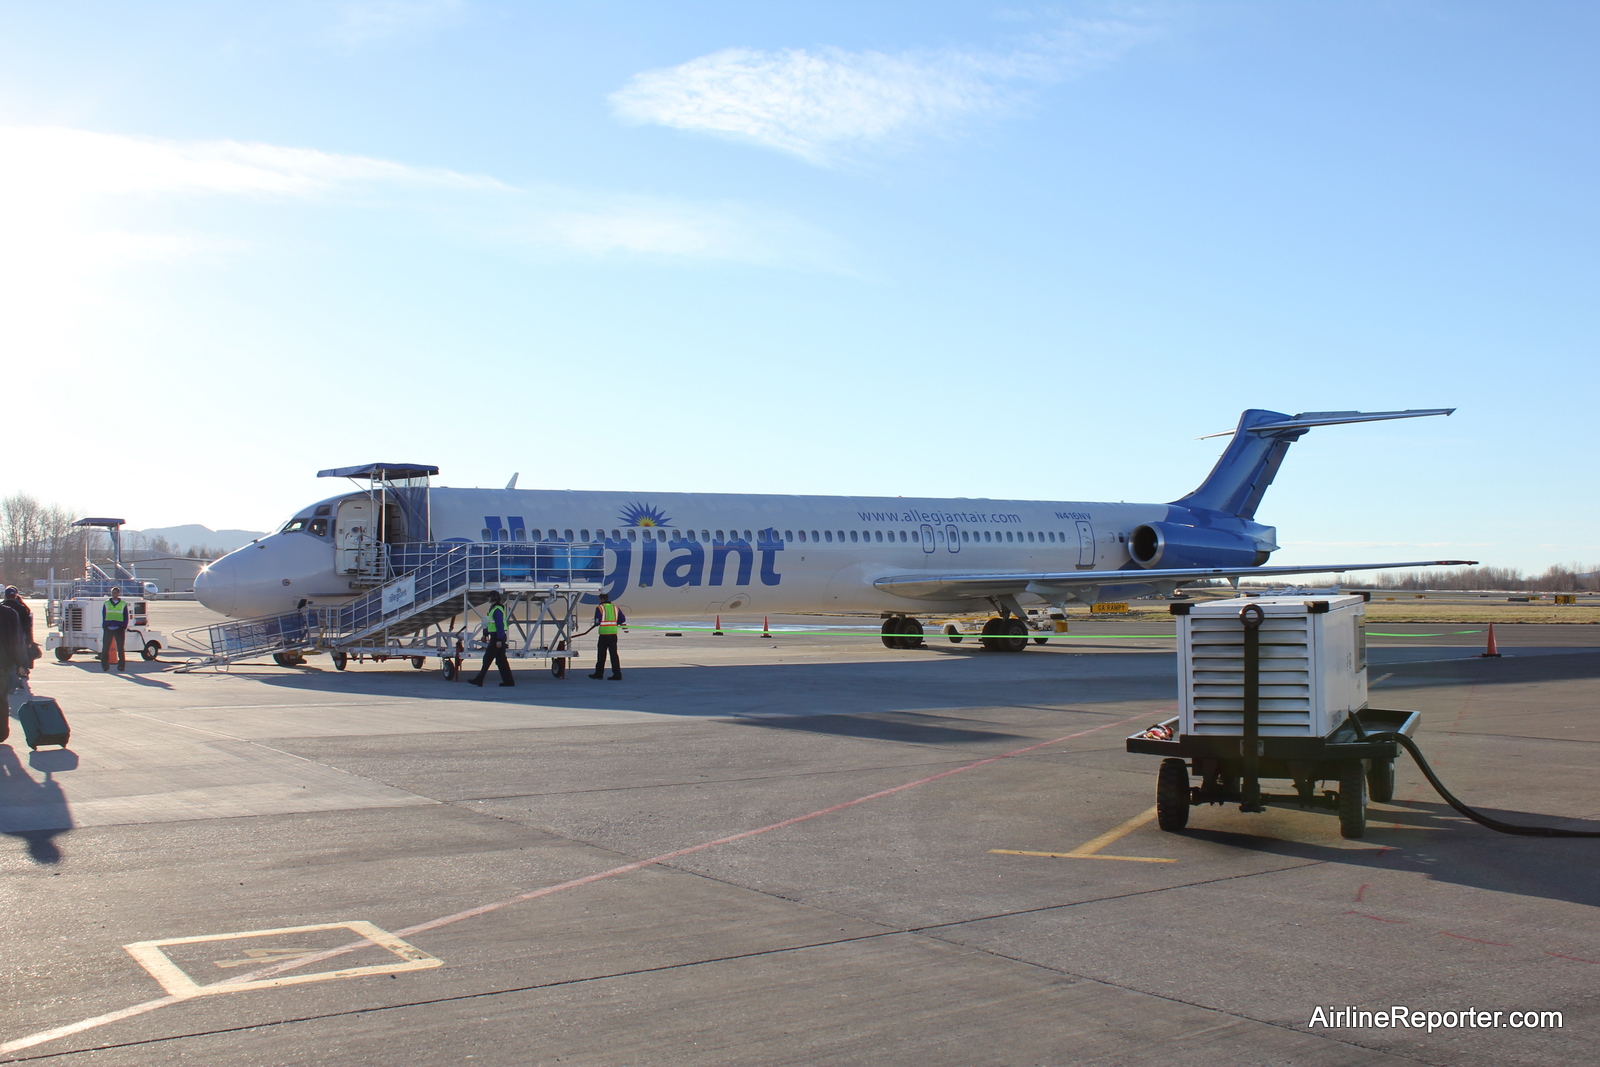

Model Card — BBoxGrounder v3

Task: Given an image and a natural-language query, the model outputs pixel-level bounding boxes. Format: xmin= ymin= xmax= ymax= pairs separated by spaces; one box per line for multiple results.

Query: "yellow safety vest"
xmin=598 ymin=602 xmax=619 ymax=635
xmin=486 ymin=603 xmax=507 ymax=634
xmin=104 ymin=599 xmax=128 ymax=623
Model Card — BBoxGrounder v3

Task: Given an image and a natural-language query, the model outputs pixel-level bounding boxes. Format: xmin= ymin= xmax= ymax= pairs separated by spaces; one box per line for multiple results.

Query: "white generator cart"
xmin=1127 ymin=594 xmax=1417 ymax=839
xmin=44 ymin=517 xmax=166 ymax=663
xmin=47 ymin=593 xmax=165 ymax=662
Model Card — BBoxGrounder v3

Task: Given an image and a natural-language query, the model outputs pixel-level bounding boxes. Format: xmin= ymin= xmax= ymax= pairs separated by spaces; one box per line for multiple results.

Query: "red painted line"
xmin=1340 ymin=911 xmax=1407 ymax=924
xmin=1545 ymin=952 xmax=1600 ymax=964
xmin=1439 ymin=931 xmax=1511 ymax=947
xmin=1354 ymin=884 xmax=1368 ymax=903
xmin=221 ymin=707 xmax=1162 ymax=986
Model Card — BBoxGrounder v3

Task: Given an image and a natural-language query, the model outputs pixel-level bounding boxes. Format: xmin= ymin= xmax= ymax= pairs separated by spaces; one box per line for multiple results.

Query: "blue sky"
xmin=1 ymin=1 xmax=1593 ymax=571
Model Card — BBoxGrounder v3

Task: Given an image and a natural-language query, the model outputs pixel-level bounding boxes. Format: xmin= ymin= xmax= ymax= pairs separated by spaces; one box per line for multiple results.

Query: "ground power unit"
xmin=1130 ymin=592 xmax=1415 ymax=839
xmin=1180 ymin=594 xmax=1367 ymax=738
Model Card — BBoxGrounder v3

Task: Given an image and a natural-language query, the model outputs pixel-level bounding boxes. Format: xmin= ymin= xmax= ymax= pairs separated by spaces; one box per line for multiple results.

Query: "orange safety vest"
xmin=598 ymin=602 xmax=619 ymax=635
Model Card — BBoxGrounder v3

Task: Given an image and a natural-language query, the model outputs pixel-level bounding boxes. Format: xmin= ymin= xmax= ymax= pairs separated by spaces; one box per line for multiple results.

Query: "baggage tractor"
xmin=17 ymin=698 xmax=70 ymax=750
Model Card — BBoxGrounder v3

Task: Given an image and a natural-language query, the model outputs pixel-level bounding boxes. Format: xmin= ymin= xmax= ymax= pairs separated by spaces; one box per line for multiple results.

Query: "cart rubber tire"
xmin=272 ymin=652 xmax=299 ymax=667
xmin=944 ymin=624 xmax=963 ymax=644
xmin=1366 ymin=758 xmax=1395 ymax=804
xmin=1002 ymin=619 xmax=1029 ymax=652
xmin=551 ymin=657 xmax=566 ymax=679
xmin=55 ymin=647 xmax=72 ymax=662
xmin=411 ymin=656 xmax=425 ymax=669
xmin=1033 ymin=636 xmax=1048 ymax=644
xmin=141 ymin=642 xmax=161 ymax=662
xmin=1339 ymin=765 xmax=1367 ymax=839
xmin=442 ymin=659 xmax=458 ymax=681
xmin=331 ymin=651 xmax=348 ymax=671
xmin=1157 ymin=758 xmax=1191 ymax=831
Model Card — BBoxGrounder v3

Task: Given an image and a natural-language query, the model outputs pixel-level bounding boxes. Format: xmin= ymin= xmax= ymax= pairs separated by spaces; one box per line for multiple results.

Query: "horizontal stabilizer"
xmin=876 ymin=559 xmax=1479 ymax=602
xmin=1199 ymin=408 xmax=1455 ymax=439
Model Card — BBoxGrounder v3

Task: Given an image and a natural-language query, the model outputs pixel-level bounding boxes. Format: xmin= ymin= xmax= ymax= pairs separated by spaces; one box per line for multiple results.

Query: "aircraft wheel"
xmin=899 ymin=617 xmax=924 ymax=649
xmin=141 ymin=642 xmax=161 ymax=662
xmin=55 ymin=647 xmax=72 ymax=662
xmin=880 ymin=618 xmax=905 ymax=649
xmin=979 ymin=617 xmax=1005 ymax=651
xmin=1002 ymin=619 xmax=1029 ymax=652
xmin=331 ymin=651 xmax=349 ymax=671
xmin=943 ymin=623 xmax=963 ymax=644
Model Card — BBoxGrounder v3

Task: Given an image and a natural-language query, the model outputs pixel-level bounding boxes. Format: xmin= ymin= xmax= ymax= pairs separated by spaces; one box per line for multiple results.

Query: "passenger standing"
xmin=468 ymin=592 xmax=514 ymax=687
xmin=588 ymin=594 xmax=624 ymax=680
xmin=101 ymin=587 xmax=130 ymax=672
xmin=0 ymin=593 xmax=21 ymax=694
xmin=3 ymin=586 xmax=34 ymax=684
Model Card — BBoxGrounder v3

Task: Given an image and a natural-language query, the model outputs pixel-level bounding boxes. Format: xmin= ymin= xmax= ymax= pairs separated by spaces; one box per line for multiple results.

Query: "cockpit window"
xmin=282 ymin=516 xmax=330 ymax=537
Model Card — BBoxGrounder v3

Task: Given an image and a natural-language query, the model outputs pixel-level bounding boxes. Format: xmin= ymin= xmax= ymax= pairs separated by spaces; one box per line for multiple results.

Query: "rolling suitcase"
xmin=18 ymin=697 xmax=70 ymax=750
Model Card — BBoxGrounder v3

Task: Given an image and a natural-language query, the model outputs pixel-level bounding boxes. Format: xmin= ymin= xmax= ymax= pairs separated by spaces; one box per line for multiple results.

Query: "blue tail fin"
xmin=1175 ymin=408 xmax=1455 ymax=519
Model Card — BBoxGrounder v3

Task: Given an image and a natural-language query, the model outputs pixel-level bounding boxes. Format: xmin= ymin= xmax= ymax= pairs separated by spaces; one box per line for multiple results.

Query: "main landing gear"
xmin=880 ymin=616 xmax=925 ymax=649
xmin=979 ymin=617 xmax=1029 ymax=653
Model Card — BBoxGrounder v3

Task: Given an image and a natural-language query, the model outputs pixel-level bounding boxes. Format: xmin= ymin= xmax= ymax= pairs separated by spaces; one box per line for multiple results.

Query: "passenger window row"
xmin=475 ymin=525 xmax=1082 ymax=546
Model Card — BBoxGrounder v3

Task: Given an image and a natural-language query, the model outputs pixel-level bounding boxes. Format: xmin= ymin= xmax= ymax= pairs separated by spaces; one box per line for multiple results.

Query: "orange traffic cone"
xmin=761 ymin=616 xmax=772 ymax=639
xmin=713 ymin=614 xmax=724 ymax=636
xmin=1478 ymin=623 xmax=1501 ymax=658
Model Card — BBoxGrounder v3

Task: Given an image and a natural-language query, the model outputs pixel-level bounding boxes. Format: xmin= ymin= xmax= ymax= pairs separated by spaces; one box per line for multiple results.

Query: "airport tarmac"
xmin=3 ymin=605 xmax=1598 ymax=1066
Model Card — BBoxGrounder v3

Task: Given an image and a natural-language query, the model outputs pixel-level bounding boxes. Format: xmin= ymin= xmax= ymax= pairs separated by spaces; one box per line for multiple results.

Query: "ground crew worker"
xmin=101 ymin=587 xmax=130 ymax=672
xmin=588 ymin=593 xmax=625 ymax=680
xmin=468 ymin=591 xmax=514 ymax=687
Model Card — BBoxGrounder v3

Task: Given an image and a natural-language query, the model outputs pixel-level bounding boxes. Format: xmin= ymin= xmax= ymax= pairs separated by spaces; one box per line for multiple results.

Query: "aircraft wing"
xmin=874 ymin=559 xmax=1479 ymax=602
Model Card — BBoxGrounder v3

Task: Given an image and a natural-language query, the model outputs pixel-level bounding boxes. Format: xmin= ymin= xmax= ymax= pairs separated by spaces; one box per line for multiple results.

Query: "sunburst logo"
xmin=619 ymin=502 xmax=672 ymax=528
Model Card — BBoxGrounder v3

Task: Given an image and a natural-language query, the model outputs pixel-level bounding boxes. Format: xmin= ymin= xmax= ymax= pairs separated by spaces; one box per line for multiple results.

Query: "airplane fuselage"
xmin=194 ymin=486 xmax=1276 ymax=619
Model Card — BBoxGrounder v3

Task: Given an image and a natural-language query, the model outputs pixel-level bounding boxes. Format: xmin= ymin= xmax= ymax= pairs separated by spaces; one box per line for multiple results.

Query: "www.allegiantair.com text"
xmin=1310 ymin=1006 xmax=1562 ymax=1032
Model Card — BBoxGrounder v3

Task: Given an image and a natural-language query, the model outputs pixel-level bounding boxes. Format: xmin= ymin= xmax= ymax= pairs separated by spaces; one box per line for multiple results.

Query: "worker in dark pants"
xmin=469 ymin=592 xmax=514 ymax=687
xmin=101 ymin=587 xmax=130 ymax=672
xmin=588 ymin=594 xmax=625 ymax=680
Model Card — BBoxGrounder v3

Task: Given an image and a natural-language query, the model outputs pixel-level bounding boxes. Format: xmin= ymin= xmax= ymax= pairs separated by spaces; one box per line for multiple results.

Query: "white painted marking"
xmin=123 ymin=921 xmax=441 ymax=998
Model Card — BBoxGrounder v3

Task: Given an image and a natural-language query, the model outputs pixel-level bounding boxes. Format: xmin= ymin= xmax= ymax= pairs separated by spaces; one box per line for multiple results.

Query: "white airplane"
xmin=194 ymin=408 xmax=1475 ymax=646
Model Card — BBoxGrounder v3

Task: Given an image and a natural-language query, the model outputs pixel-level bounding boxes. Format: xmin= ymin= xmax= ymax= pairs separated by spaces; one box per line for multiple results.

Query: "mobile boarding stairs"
xmin=176 ymin=542 xmax=603 ymax=678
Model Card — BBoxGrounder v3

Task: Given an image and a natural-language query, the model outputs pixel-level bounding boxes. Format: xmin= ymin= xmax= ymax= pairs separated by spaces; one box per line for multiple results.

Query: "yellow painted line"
xmin=990 ymin=849 xmax=1175 ymax=863
xmin=990 ymin=805 xmax=1176 ymax=863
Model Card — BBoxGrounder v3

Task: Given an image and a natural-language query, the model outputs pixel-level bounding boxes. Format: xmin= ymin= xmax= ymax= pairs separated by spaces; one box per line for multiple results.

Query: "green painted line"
xmin=1367 ymin=630 xmax=1485 ymax=637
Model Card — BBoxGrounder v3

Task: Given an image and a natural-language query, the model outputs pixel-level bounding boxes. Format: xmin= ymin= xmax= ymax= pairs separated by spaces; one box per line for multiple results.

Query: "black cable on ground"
xmin=1382 ymin=733 xmax=1600 ymax=838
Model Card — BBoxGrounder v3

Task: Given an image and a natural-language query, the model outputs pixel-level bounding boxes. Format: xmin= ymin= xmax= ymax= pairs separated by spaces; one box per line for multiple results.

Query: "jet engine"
xmin=1128 ymin=522 xmax=1269 ymax=569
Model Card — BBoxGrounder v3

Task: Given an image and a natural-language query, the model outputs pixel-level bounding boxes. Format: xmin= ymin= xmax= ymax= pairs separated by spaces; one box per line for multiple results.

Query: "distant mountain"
xmin=126 ymin=524 xmax=269 ymax=553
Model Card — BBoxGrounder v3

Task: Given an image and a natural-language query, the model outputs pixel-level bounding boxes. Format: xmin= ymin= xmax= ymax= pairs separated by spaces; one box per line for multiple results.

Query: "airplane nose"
xmin=194 ymin=559 xmax=237 ymax=616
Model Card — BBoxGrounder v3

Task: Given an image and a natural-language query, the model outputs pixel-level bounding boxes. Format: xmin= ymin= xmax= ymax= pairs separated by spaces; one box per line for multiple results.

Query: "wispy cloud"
xmin=330 ymin=0 xmax=465 ymax=47
xmin=0 ymin=124 xmax=837 ymax=271
xmin=0 ymin=123 xmax=843 ymax=373
xmin=609 ymin=14 xmax=1157 ymax=164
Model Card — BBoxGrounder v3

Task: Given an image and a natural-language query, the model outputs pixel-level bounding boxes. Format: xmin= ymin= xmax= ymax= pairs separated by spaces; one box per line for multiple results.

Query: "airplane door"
xmin=920 ymin=524 xmax=936 ymax=554
xmin=1076 ymin=520 xmax=1095 ymax=567
xmin=336 ymin=499 xmax=371 ymax=575
xmin=945 ymin=524 xmax=960 ymax=553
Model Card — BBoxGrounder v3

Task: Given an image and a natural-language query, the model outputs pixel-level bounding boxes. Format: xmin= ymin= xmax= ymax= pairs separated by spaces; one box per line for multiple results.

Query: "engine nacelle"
xmin=1128 ymin=522 xmax=1269 ymax=569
